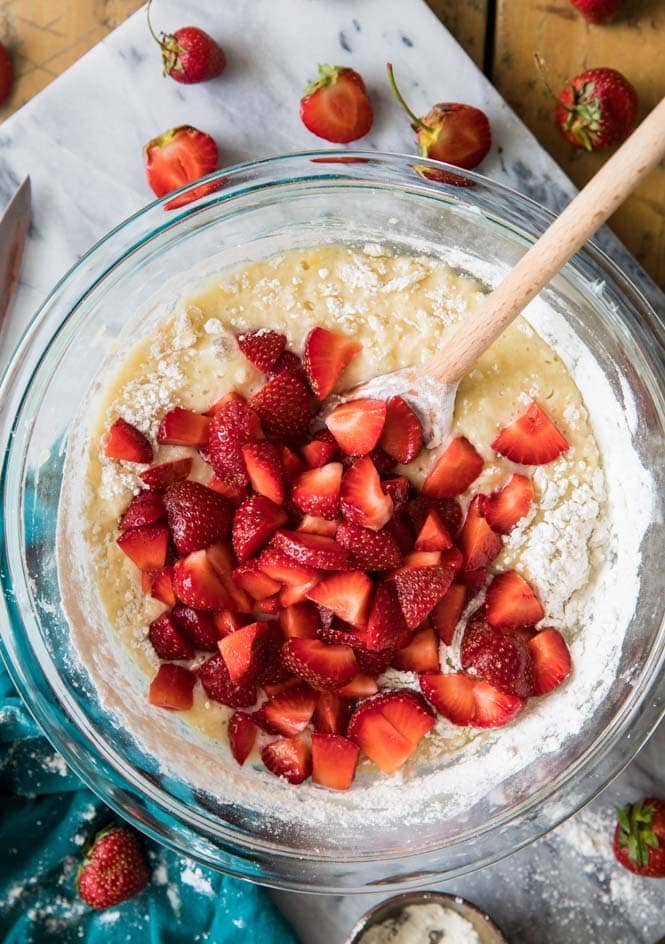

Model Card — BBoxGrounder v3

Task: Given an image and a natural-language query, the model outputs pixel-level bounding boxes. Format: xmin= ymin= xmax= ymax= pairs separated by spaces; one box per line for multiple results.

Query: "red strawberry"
xmin=385 ymin=513 xmax=415 ymax=555
xmin=119 ymin=491 xmax=166 ymax=532
xmin=236 ymin=329 xmax=286 ymax=373
xmin=144 ymin=125 xmax=219 ymax=203
xmin=105 ymin=418 xmax=153 ymax=464
xmin=163 ymin=480 xmax=232 ymax=554
xmin=272 ymin=529 xmax=351 ymax=571
xmin=255 ymin=593 xmax=282 ymax=615
xmin=198 ymin=653 xmax=256 ymax=707
xmin=207 ymin=475 xmax=246 ymax=505
xmin=208 ymin=398 xmax=263 ymax=489
xmin=117 ymin=524 xmax=169 ymax=572
xmin=486 ymin=571 xmax=544 ymax=628
xmin=156 ymin=407 xmax=210 ymax=446
xmin=241 ymin=441 xmax=285 ymax=505
xmin=347 ymin=689 xmax=435 ymax=774
xmin=147 ymin=1 xmax=225 ymax=84
xmin=302 ymin=430 xmax=338 ymax=469
xmin=382 ymin=476 xmax=411 ymax=513
xmin=214 ymin=610 xmax=249 ymax=638
xmin=313 ymin=692 xmax=350 ymax=734
xmin=208 ymin=391 xmax=245 ymax=415
xmin=336 ymin=673 xmax=380 ymax=699
xmin=269 ymin=350 xmax=307 ymax=382
xmin=459 ymin=496 xmax=503 ymax=571
xmin=300 ymin=64 xmax=373 ymax=143
xmin=392 ymin=625 xmax=440 ymax=673
xmin=148 ymin=612 xmax=194 ymax=661
xmin=292 ymin=462 xmax=343 ymax=520
xmin=407 ymin=494 xmax=463 ymax=537
xmin=173 ymin=549 xmax=234 ymax=610
xmin=149 ymin=663 xmax=196 ymax=710
xmin=250 ymin=371 xmax=313 ymax=443
xmin=150 ymin=566 xmax=176 ymax=606
xmin=335 ymin=522 xmax=402 ymax=570
xmin=431 ymin=583 xmax=466 ymax=644
xmin=257 ymin=548 xmax=320 ymax=589
xmin=528 ymin=628 xmax=572 ymax=694
xmin=261 ymin=736 xmax=312 ymax=784
xmin=387 ymin=63 xmax=491 ymax=169
xmin=391 ymin=565 xmax=454 ymax=630
xmin=491 ymin=402 xmax=568 ymax=464
xmin=440 ymin=547 xmax=464 ymax=575
xmin=281 ymin=444 xmax=307 ymax=482
xmin=569 ymin=0 xmax=623 ymax=23
xmin=0 ymin=43 xmax=13 ymax=106
xmin=460 ymin=617 xmax=535 ymax=698
xmin=258 ymin=683 xmax=317 ymax=737
xmin=401 ymin=550 xmax=442 ymax=568
xmin=228 ymin=711 xmax=258 ymax=765
xmin=312 ymin=733 xmax=359 ymax=790
xmin=218 ymin=621 xmax=270 ymax=684
xmin=140 ymin=458 xmax=192 ymax=490
xmin=379 ymin=396 xmax=423 ymax=464
xmin=414 ymin=509 xmax=453 ymax=552
xmin=353 ymin=645 xmax=394 ymax=676
xmin=233 ymin=559 xmax=281 ymax=600
xmin=326 ymin=399 xmax=386 ymax=456
xmin=232 ymin=495 xmax=288 ymax=562
xmin=365 ymin=581 xmax=412 ymax=652
xmin=556 ymin=67 xmax=637 ymax=151
xmin=255 ymin=623 xmax=291 ymax=689
xmin=473 ymin=680 xmax=525 ymax=728
xmin=171 ymin=604 xmax=219 ymax=650
xmin=613 ymin=798 xmax=665 ymax=878
xmin=423 ymin=437 xmax=483 ymax=498
xmin=303 ymin=327 xmax=362 ymax=398
xmin=282 ymin=638 xmax=358 ymax=691
xmin=297 ymin=515 xmax=340 ymax=538
xmin=76 ymin=826 xmax=149 ymax=909
xmin=420 ymin=672 xmax=523 ymax=728
xmin=483 ymin=474 xmax=535 ymax=534
xmin=340 ymin=456 xmax=393 ymax=532
xmin=307 ymin=571 xmax=373 ymax=628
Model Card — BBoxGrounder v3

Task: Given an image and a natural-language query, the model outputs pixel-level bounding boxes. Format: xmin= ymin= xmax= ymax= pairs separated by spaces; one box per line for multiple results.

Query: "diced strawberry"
xmin=257 ymin=548 xmax=320 ymax=588
xmin=326 ymin=398 xmax=386 ymax=456
xmin=419 ymin=672 xmax=476 ymax=725
xmin=232 ymin=495 xmax=288 ymax=562
xmin=391 ymin=565 xmax=454 ymax=630
xmin=150 ymin=566 xmax=176 ymax=606
xmin=382 ymin=476 xmax=411 ymax=513
xmin=105 ymin=418 xmax=153 ymax=464
xmin=392 ymin=625 xmax=440 ymax=673
xmin=148 ymin=612 xmax=194 ymax=661
xmin=307 ymin=571 xmax=373 ymax=628
xmin=303 ymin=326 xmax=362 ymax=399
xmin=233 ymin=559 xmax=281 ymax=600
xmin=119 ymin=490 xmax=166 ymax=532
xmin=172 ymin=549 xmax=234 ymax=610
xmin=472 ymin=680 xmax=524 ymax=728
xmin=262 ymin=677 xmax=302 ymax=699
xmin=379 ymin=396 xmax=423 ymax=464
xmin=459 ymin=496 xmax=503 ymax=571
xmin=213 ymin=610 xmax=248 ymax=638
xmin=272 ymin=529 xmax=351 ymax=571
xmin=347 ymin=690 xmax=435 ymax=773
xmin=312 ymin=733 xmax=359 ymax=790
xmin=461 ymin=615 xmax=535 ymax=698
xmin=207 ymin=399 xmax=263 ymax=489
xmin=280 ymin=444 xmax=306 ymax=483
xmin=281 ymin=638 xmax=358 ymax=691
xmin=440 ymin=547 xmax=463 ymax=574
xmin=280 ymin=601 xmax=320 ymax=639
xmin=163 ymin=480 xmax=232 ymax=554
xmin=483 ymin=474 xmax=535 ymax=534
xmin=258 ymin=683 xmax=318 ymax=736
xmin=400 ymin=550 xmax=443 ymax=568
xmin=278 ymin=582 xmax=316 ymax=607
xmin=142 ymin=571 xmax=155 ymax=594
xmin=117 ymin=524 xmax=169 ymax=572
xmin=292 ymin=462 xmax=343 ymax=520
xmin=317 ymin=619 xmax=359 ymax=647
xmin=492 ymin=402 xmax=569 ymax=465
xmin=301 ymin=430 xmax=338 ymax=469
xmin=218 ymin=621 xmax=270 ymax=684
xmin=256 ymin=633 xmax=293 ymax=691
xmin=249 ymin=371 xmax=313 ymax=443
xmin=228 ymin=711 xmax=258 ymax=765
xmin=528 ymin=628 xmax=572 ymax=695
xmin=206 ymin=475 xmax=247 ymax=505
xmin=414 ymin=509 xmax=453 ymax=552
xmin=207 ymin=391 xmax=245 ymax=415
xmin=365 ymin=447 xmax=396 ymax=475
xmin=269 ymin=350 xmax=307 ymax=381
xmin=431 ymin=583 xmax=466 ymax=644
xmin=149 ymin=663 xmax=195 ymax=710
xmin=486 ymin=570 xmax=544 ymax=628
xmin=206 ymin=543 xmax=253 ymax=612
xmin=198 ymin=652 xmax=257 ymax=707
xmin=385 ymin=513 xmax=415 ymax=555
xmin=340 ymin=456 xmax=393 ymax=532
xmin=157 ymin=408 xmax=210 ymax=447
xmin=422 ymin=436 xmax=483 ymax=498
xmin=236 ymin=329 xmax=286 ymax=373
xmin=459 ymin=567 xmax=487 ymax=596
xmin=407 ymin=495 xmax=463 ymax=537
xmin=335 ymin=522 xmax=402 ymax=571
xmin=255 ymin=593 xmax=282 ymax=614
xmin=172 ymin=604 xmax=220 ymax=650
xmin=297 ymin=515 xmax=340 ymax=537
xmin=140 ymin=457 xmax=193 ymax=490
xmin=365 ymin=581 xmax=412 ymax=651
xmin=353 ymin=645 xmax=394 ymax=676
xmin=335 ymin=673 xmax=379 ymax=699
xmin=261 ymin=736 xmax=312 ymax=784
xmin=240 ymin=441 xmax=285 ymax=505
xmin=313 ymin=692 xmax=349 ymax=734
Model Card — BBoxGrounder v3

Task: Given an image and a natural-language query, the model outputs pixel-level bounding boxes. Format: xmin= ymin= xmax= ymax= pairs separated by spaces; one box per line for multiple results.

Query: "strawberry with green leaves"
xmin=77 ymin=826 xmax=149 ymax=909
xmin=146 ymin=0 xmax=225 ymax=84
xmin=614 ymin=798 xmax=665 ymax=878
xmin=554 ymin=66 xmax=638 ymax=151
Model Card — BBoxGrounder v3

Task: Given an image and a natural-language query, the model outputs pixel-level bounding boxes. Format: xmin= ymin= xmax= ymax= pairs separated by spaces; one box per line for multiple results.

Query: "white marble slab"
xmin=0 ymin=2 xmax=662 ymax=942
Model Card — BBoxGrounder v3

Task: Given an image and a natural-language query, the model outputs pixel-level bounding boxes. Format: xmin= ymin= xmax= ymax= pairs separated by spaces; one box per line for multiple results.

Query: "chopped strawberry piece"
xmin=297 ymin=515 xmax=340 ymax=537
xmin=206 ymin=543 xmax=253 ymax=612
xmin=105 ymin=418 xmax=153 ymax=464
xmin=400 ymin=550 xmax=443 ymax=568
xmin=119 ymin=490 xmax=166 ymax=532
xmin=392 ymin=625 xmax=440 ymax=673
xmin=312 ymin=733 xmax=359 ymax=790
xmin=261 ymin=736 xmax=312 ymax=784
xmin=262 ymin=677 xmax=302 ymax=699
xmin=292 ymin=462 xmax=343 ymax=520
xmin=317 ymin=619 xmax=360 ymax=647
xmin=249 ymin=370 xmax=313 ymax=443
xmin=256 ymin=625 xmax=292 ymax=690
xmin=172 ymin=604 xmax=220 ymax=650
xmin=257 ymin=548 xmax=320 ymax=588
xmin=140 ymin=457 xmax=193 ymax=490
xmin=528 ymin=628 xmax=572 ymax=695
xmin=491 ymin=402 xmax=569 ymax=465
xmin=459 ymin=496 xmax=503 ymax=571
xmin=301 ymin=430 xmax=338 ymax=469
xmin=459 ymin=567 xmax=487 ymax=596
xmin=440 ymin=547 xmax=463 ymax=574
xmin=281 ymin=637 xmax=358 ymax=691
xmin=385 ymin=513 xmax=415 ymax=554
xmin=414 ymin=509 xmax=453 ymax=552
xmin=272 ymin=530 xmax=351 ymax=571
xmin=218 ymin=621 xmax=271 ymax=684
xmin=213 ymin=609 xmax=248 ymax=638
xmin=347 ymin=690 xmax=435 ymax=773
xmin=379 ymin=396 xmax=423 ymax=464
xmin=150 ymin=566 xmax=176 ymax=606
xmin=207 ymin=399 xmax=263 ymax=489
xmin=142 ymin=571 xmax=155 ymax=594
xmin=163 ymin=480 xmax=232 ymax=554
xmin=233 ymin=559 xmax=281 ymax=600
xmin=279 ymin=601 xmax=320 ymax=639
xmin=354 ymin=645 xmax=394 ymax=675
xmin=149 ymin=663 xmax=195 ymax=710
xmin=326 ymin=398 xmax=386 ymax=456
xmin=486 ymin=571 xmax=544 ymax=628
xmin=255 ymin=593 xmax=283 ymax=615
xmin=340 ymin=456 xmax=393 ymax=531
xmin=207 ymin=391 xmax=245 ymax=415
xmin=483 ymin=474 xmax=535 ymax=534
xmin=258 ymin=683 xmax=317 ymax=737
xmin=422 ymin=436 xmax=483 ymax=498
xmin=280 ymin=444 xmax=306 ymax=482
xmin=228 ymin=711 xmax=258 ymax=765
xmin=269 ymin=350 xmax=307 ymax=381
xmin=461 ymin=615 xmax=535 ymax=698
xmin=206 ymin=475 xmax=247 ymax=505
xmin=241 ymin=441 xmax=285 ymax=504
xmin=335 ymin=522 xmax=402 ymax=570
xmin=382 ymin=476 xmax=411 ymax=513
xmin=307 ymin=571 xmax=373 ymax=628
xmin=232 ymin=495 xmax=288 ymax=562
xmin=419 ymin=672 xmax=476 ymax=725
xmin=117 ymin=524 xmax=169 ymax=572
xmin=278 ymin=582 xmax=317 ymax=607
xmin=335 ymin=673 xmax=379 ymax=699
xmin=472 ymin=680 xmax=524 ymax=728
xmin=431 ymin=583 xmax=466 ymax=644
xmin=365 ymin=581 xmax=412 ymax=651
xmin=148 ymin=611 xmax=195 ymax=661
xmin=172 ymin=549 xmax=234 ymax=610
xmin=364 ymin=447 xmax=396 ymax=475
xmin=303 ymin=326 xmax=362 ymax=399
xmin=236 ymin=329 xmax=286 ymax=373
xmin=407 ymin=495 xmax=463 ymax=537
xmin=157 ymin=408 xmax=210 ymax=446
xmin=391 ymin=565 xmax=454 ymax=630
xmin=198 ymin=652 xmax=257 ymax=707
xmin=313 ymin=692 xmax=349 ymax=734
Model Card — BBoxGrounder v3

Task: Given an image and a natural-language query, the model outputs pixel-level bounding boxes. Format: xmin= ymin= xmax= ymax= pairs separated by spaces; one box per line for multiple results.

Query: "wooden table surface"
xmin=1 ymin=0 xmax=663 ymax=286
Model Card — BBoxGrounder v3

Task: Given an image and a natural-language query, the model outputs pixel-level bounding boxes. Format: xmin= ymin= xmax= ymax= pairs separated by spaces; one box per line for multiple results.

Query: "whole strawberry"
xmin=300 ymin=64 xmax=373 ymax=143
xmin=614 ymin=798 xmax=665 ymax=877
xmin=0 ymin=41 xmax=12 ymax=106
xmin=77 ymin=825 xmax=150 ymax=909
xmin=147 ymin=0 xmax=225 ymax=84
xmin=555 ymin=68 xmax=637 ymax=150
xmin=570 ymin=0 xmax=623 ymax=23
xmin=387 ymin=63 xmax=491 ymax=169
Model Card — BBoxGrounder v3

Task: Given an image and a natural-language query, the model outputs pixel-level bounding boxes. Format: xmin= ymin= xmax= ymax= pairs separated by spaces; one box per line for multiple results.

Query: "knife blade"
xmin=0 ymin=176 xmax=31 ymax=325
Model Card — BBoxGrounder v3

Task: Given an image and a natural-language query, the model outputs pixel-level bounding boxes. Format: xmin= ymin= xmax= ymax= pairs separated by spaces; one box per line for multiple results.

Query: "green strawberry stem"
xmin=145 ymin=0 xmax=164 ymax=48
xmin=386 ymin=63 xmax=433 ymax=133
xmin=616 ymin=801 xmax=660 ymax=867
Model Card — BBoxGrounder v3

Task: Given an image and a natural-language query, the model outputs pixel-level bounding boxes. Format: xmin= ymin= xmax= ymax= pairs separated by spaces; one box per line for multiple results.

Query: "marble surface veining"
xmin=0 ymin=2 xmax=662 ymax=942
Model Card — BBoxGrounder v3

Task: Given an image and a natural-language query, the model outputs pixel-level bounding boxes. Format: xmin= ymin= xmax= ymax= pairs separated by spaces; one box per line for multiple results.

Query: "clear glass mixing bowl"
xmin=0 ymin=152 xmax=663 ymax=892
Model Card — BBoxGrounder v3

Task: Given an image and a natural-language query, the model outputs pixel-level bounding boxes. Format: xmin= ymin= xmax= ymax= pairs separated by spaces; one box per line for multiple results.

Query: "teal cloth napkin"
xmin=0 ymin=664 xmax=299 ymax=944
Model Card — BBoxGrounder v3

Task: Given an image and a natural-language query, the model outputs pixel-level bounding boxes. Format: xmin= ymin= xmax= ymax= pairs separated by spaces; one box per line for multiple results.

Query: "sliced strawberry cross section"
xmin=392 ymin=625 xmax=440 ymax=673
xmin=157 ymin=408 xmax=210 ymax=446
xmin=485 ymin=570 xmax=544 ymax=628
xmin=149 ymin=664 xmax=196 ymax=710
xmin=105 ymin=418 xmax=153 ymax=464
xmin=312 ymin=733 xmax=360 ymax=790
xmin=413 ymin=509 xmax=453 ymax=552
xmin=340 ymin=456 xmax=393 ymax=531
xmin=257 ymin=683 xmax=317 ymax=737
xmin=241 ymin=441 xmax=285 ymax=504
xmin=228 ymin=711 xmax=258 ymax=765
xmin=491 ymin=402 xmax=569 ymax=465
xmin=528 ymin=628 xmax=572 ymax=695
xmin=301 ymin=430 xmax=338 ymax=469
xmin=218 ymin=621 xmax=271 ymax=684
xmin=117 ymin=524 xmax=169 ymax=572
xmin=148 ymin=612 xmax=195 ymax=661
xmin=483 ymin=474 xmax=535 ymax=534
xmin=459 ymin=495 xmax=503 ymax=572
xmin=279 ymin=602 xmax=320 ymax=639
xmin=420 ymin=672 xmax=524 ymax=728
xmin=313 ymin=692 xmax=349 ymax=734
xmin=150 ymin=566 xmax=176 ymax=606
xmin=307 ymin=571 xmax=373 ymax=628
xmin=347 ymin=690 xmax=435 ymax=774
xmin=326 ymin=398 xmax=386 ymax=456
xmin=261 ymin=736 xmax=312 ymax=784
xmin=233 ymin=559 xmax=281 ymax=600
xmin=303 ymin=326 xmax=362 ymax=399
xmin=281 ymin=637 xmax=358 ymax=691
xmin=236 ymin=329 xmax=286 ymax=373
xmin=379 ymin=396 xmax=423 ymax=464
xmin=382 ymin=476 xmax=411 ymax=513
xmin=292 ymin=462 xmax=343 ymax=520
xmin=422 ymin=436 xmax=483 ymax=498
xmin=232 ymin=495 xmax=288 ymax=563
xmin=272 ymin=530 xmax=351 ymax=571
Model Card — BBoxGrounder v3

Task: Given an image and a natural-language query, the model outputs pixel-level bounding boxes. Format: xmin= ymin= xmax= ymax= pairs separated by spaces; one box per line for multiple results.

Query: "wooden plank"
xmin=493 ymin=1 xmax=665 ymax=286
xmin=425 ymin=0 xmax=488 ymax=69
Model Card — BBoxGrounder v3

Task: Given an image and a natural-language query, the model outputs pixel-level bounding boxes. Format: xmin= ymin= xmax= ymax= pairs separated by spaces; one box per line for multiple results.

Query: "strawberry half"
xmin=258 ymin=683 xmax=317 ymax=737
xmin=300 ymin=64 xmax=373 ymax=144
xmin=249 ymin=371 xmax=313 ymax=443
xmin=232 ymin=495 xmax=288 ymax=563
xmin=261 ymin=736 xmax=312 ymax=784
xmin=198 ymin=653 xmax=257 ymax=707
xmin=391 ymin=564 xmax=454 ymax=630
xmin=292 ymin=462 xmax=343 ymax=520
xmin=172 ymin=604 xmax=220 ymax=651
xmin=423 ymin=436 xmax=483 ymax=498
xmin=144 ymin=125 xmax=218 ymax=200
xmin=236 ymin=329 xmax=286 ymax=373
xmin=303 ymin=327 xmax=362 ymax=399
xmin=281 ymin=638 xmax=358 ymax=691
xmin=431 ymin=582 xmax=466 ymax=645
xmin=313 ymin=692 xmax=349 ymax=734
xmin=105 ymin=418 xmax=153 ymax=464
xmin=149 ymin=663 xmax=196 ymax=710
xmin=420 ymin=672 xmax=524 ymax=728
xmin=528 ymin=628 xmax=572 ymax=695
xmin=241 ymin=441 xmax=285 ymax=505
xmin=340 ymin=456 xmax=393 ymax=532
xmin=312 ymin=733 xmax=359 ymax=790
xmin=392 ymin=625 xmax=440 ymax=673
xmin=335 ymin=522 xmax=402 ymax=570
xmin=365 ymin=581 xmax=412 ymax=652
xmin=461 ymin=616 xmax=535 ymax=698
xmin=228 ymin=711 xmax=258 ymax=765
xmin=459 ymin=496 xmax=503 ymax=571
xmin=486 ymin=571 xmax=544 ymax=629
xmin=483 ymin=474 xmax=535 ymax=534
xmin=140 ymin=457 xmax=193 ymax=489
xmin=207 ymin=398 xmax=263 ymax=490
xmin=491 ymin=402 xmax=568 ymax=465
xmin=326 ymin=398 xmax=386 ymax=456
xmin=119 ymin=490 xmax=166 ymax=532
xmin=413 ymin=509 xmax=453 ymax=552
xmin=347 ymin=690 xmax=435 ymax=774
xmin=272 ymin=530 xmax=351 ymax=571
xmin=156 ymin=407 xmax=210 ymax=446
xmin=172 ymin=548 xmax=234 ymax=610
xmin=218 ymin=621 xmax=271 ymax=684
xmin=148 ymin=612 xmax=195 ymax=661
xmin=117 ymin=524 xmax=169 ymax=572
xmin=257 ymin=548 xmax=320 ymax=590
xmin=307 ymin=571 xmax=374 ymax=628
xmin=379 ymin=396 xmax=423 ymax=464
xmin=163 ymin=480 xmax=232 ymax=554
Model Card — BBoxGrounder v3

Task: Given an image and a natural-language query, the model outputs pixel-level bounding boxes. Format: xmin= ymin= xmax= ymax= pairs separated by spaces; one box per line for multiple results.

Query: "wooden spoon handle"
xmin=425 ymin=96 xmax=665 ymax=386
